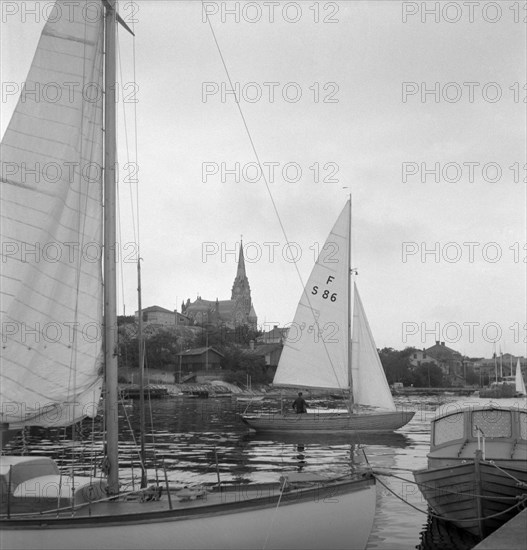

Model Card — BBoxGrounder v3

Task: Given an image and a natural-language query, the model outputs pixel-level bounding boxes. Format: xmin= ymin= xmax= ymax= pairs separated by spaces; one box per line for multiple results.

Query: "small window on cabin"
xmin=472 ymin=410 xmax=512 ymax=438
xmin=434 ymin=413 xmax=464 ymax=445
xmin=519 ymin=412 xmax=527 ymax=440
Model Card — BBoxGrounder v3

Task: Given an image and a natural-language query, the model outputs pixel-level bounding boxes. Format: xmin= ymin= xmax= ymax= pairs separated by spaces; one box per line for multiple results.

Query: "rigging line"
xmin=144 ymin=350 xmax=160 ymax=485
xmin=118 ymin=391 xmax=147 ymax=484
xmin=116 ymin=176 xmax=127 ymax=313
xmin=117 ymin=27 xmax=137 ymax=247
xmin=204 ymin=5 xmax=348 ymax=394
xmin=131 ymin=8 xmax=140 ymax=254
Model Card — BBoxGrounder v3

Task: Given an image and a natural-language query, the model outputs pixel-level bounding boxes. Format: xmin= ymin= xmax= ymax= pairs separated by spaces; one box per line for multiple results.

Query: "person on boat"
xmin=292 ymin=392 xmax=308 ymax=413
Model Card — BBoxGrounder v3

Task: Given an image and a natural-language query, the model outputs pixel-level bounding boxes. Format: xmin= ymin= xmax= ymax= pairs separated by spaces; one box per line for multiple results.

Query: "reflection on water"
xmin=2 ymin=394 xmax=482 ymax=549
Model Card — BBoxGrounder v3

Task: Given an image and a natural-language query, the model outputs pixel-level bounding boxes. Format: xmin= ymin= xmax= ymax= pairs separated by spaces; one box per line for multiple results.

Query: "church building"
xmin=181 ymin=242 xmax=257 ymax=329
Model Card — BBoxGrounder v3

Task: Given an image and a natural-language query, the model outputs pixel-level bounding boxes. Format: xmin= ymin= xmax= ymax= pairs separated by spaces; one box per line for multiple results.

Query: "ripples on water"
xmin=3 ymin=394 xmax=483 ymax=549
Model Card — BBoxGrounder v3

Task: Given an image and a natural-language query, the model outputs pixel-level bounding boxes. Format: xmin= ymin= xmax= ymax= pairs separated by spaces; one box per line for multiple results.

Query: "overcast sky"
xmin=2 ymin=0 xmax=526 ymax=358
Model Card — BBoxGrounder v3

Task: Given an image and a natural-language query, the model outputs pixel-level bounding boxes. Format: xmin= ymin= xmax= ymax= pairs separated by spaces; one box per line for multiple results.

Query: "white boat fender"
xmin=370 ymin=468 xmax=394 ymax=477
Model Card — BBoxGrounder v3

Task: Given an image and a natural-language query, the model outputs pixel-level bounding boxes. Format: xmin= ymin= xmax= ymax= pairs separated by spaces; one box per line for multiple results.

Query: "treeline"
xmin=378 ymin=347 xmax=480 ymax=387
xmin=117 ymin=317 xmax=271 ymax=384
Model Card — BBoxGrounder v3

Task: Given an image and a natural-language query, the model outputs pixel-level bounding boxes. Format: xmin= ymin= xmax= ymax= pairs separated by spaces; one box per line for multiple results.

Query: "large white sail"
xmin=515 ymin=359 xmax=526 ymax=396
xmin=0 ymin=1 xmax=105 ymax=427
xmin=351 ymin=284 xmax=396 ymax=411
xmin=273 ymin=202 xmax=350 ymax=389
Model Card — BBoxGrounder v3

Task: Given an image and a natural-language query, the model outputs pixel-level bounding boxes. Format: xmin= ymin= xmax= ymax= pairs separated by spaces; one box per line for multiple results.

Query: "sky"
xmin=1 ymin=0 xmax=526 ymax=359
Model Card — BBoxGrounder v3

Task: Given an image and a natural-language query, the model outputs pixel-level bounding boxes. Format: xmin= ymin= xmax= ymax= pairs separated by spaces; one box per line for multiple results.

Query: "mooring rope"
xmin=487 ymin=460 xmax=527 ymax=487
xmin=373 ymin=474 xmax=527 ymax=524
xmin=375 ymin=470 xmax=523 ymax=501
xmin=262 ymin=477 xmax=288 ymax=550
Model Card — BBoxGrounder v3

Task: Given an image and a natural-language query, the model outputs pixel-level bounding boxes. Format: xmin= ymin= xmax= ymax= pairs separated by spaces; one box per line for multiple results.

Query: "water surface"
xmin=5 ymin=394 xmax=490 ymax=549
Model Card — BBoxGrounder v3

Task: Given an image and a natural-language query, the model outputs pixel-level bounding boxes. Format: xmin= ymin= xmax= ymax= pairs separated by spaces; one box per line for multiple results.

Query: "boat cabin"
xmin=0 ymin=455 xmax=107 ymax=515
xmin=427 ymin=404 xmax=527 ymax=467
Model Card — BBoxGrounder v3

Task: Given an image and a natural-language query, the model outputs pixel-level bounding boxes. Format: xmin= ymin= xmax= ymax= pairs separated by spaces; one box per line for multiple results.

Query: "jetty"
xmin=119 ymin=382 xmax=237 ymax=399
xmin=392 ymin=386 xmax=478 ymax=396
xmin=473 ymin=508 xmax=527 ymax=550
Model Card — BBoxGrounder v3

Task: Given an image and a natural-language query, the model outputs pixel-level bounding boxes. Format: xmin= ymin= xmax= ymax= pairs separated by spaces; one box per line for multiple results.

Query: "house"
xmin=257 ymin=325 xmax=289 ymax=345
xmin=251 ymin=343 xmax=283 ymax=367
xmin=176 ymin=346 xmax=224 ymax=376
xmin=134 ymin=305 xmax=191 ymax=327
xmin=409 ymin=349 xmax=439 ymax=368
xmin=425 ymin=341 xmax=463 ymax=377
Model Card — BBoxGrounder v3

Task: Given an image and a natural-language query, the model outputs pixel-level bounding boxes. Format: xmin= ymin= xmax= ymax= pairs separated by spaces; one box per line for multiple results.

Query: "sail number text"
xmin=312 ymin=276 xmax=337 ymax=302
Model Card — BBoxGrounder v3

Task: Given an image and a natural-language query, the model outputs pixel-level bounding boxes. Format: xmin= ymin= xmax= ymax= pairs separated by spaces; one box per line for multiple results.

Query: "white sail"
xmin=273 ymin=202 xmax=350 ymax=389
xmin=351 ymin=284 xmax=396 ymax=411
xmin=0 ymin=1 xmax=105 ymax=427
xmin=515 ymin=359 xmax=526 ymax=396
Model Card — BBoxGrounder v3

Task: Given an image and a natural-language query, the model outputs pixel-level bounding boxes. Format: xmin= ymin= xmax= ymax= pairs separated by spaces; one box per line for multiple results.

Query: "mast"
xmin=347 ymin=196 xmax=354 ymax=404
xmin=137 ymin=259 xmax=147 ymax=488
xmin=103 ymin=0 xmax=119 ymax=495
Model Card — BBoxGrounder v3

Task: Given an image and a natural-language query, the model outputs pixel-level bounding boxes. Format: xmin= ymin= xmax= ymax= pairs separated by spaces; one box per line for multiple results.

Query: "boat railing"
xmin=475 ymin=425 xmax=486 ymax=459
xmin=456 ymin=438 xmax=469 ymax=457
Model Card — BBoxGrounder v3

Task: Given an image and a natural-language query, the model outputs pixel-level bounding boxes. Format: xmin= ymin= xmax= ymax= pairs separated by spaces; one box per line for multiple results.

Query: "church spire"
xmin=236 ymin=239 xmax=246 ymax=278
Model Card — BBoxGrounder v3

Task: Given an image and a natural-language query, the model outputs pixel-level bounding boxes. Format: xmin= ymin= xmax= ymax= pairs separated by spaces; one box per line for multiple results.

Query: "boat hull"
xmin=0 ymin=476 xmax=376 ymax=550
xmin=414 ymin=459 xmax=527 ymax=538
xmin=241 ymin=410 xmax=415 ymax=433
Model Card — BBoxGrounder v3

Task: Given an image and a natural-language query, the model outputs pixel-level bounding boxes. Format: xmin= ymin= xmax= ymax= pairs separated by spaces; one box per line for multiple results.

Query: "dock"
xmin=119 ymin=384 xmax=169 ymax=399
xmin=392 ymin=387 xmax=478 ymax=396
xmin=473 ymin=509 xmax=527 ymax=550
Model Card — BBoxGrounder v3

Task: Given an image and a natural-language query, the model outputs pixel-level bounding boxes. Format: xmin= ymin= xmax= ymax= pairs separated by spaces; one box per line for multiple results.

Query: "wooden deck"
xmin=474 ymin=509 xmax=527 ymax=549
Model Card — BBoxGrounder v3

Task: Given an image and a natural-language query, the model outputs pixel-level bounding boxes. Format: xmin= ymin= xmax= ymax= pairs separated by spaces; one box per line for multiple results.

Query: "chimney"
xmin=435 ymin=340 xmax=440 ymax=346
xmin=441 ymin=342 xmax=445 ymax=346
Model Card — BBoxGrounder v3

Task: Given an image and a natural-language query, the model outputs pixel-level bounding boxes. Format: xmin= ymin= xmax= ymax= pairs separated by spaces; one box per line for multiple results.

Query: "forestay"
xmin=0 ymin=1 xmax=105 ymax=427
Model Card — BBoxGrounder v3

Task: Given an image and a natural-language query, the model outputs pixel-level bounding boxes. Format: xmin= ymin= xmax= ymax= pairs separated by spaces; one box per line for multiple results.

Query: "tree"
xmin=412 ymin=363 xmax=444 ymax=387
xmin=378 ymin=347 xmax=415 ymax=385
xmin=221 ymin=344 xmax=272 ymax=386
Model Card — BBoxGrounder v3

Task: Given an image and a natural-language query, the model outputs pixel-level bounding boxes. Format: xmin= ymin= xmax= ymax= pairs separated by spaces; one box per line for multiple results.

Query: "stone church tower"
xmin=181 ymin=241 xmax=257 ymax=328
xmin=231 ymin=243 xmax=253 ymax=325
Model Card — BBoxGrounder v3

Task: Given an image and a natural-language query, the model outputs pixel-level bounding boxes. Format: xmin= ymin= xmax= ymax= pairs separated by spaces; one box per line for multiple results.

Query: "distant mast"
xmin=347 ymin=197 xmax=354 ymax=403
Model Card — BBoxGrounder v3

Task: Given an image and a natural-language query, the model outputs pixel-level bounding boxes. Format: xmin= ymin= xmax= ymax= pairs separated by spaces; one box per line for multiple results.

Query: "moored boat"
xmin=414 ymin=401 xmax=527 ymax=538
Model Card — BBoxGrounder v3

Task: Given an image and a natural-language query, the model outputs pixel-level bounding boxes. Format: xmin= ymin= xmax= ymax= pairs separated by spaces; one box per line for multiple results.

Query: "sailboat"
xmin=241 ymin=201 xmax=415 ymax=433
xmin=0 ymin=2 xmax=377 ymax=549
xmin=414 ymin=401 xmax=527 ymax=538
xmin=515 ymin=358 xmax=526 ymax=396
